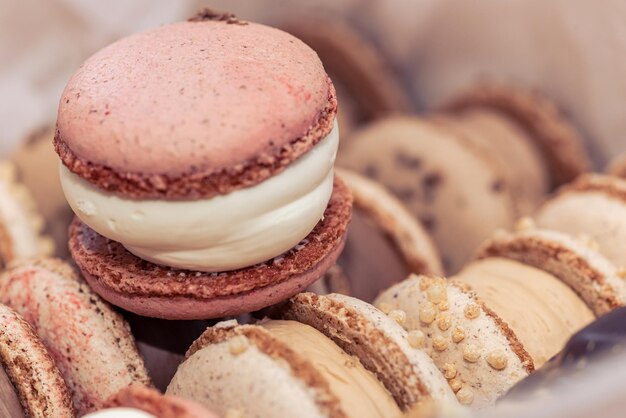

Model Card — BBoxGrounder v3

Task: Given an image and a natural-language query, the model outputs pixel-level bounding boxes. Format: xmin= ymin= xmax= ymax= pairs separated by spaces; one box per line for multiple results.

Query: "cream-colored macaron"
xmin=0 ymin=162 xmax=53 ymax=268
xmin=535 ymin=174 xmax=626 ymax=269
xmin=477 ymin=223 xmax=625 ymax=315
xmin=375 ymin=275 xmax=533 ymax=408
xmin=339 ymin=116 xmax=516 ymax=273
xmin=167 ymin=292 xmax=458 ymax=417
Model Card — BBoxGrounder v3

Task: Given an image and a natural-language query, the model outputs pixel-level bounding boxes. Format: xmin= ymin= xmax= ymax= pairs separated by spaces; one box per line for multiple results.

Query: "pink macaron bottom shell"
xmin=83 ymin=236 xmax=346 ymax=320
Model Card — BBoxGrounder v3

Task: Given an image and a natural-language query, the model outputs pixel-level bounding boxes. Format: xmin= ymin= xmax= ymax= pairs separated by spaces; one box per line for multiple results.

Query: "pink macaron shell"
xmin=0 ymin=262 xmax=150 ymax=414
xmin=57 ymin=20 xmax=330 ymax=176
xmin=83 ymin=236 xmax=346 ymax=320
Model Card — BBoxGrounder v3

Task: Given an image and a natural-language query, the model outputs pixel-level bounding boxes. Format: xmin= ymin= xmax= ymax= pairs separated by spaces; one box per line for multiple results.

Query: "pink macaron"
xmin=54 ymin=10 xmax=351 ymax=319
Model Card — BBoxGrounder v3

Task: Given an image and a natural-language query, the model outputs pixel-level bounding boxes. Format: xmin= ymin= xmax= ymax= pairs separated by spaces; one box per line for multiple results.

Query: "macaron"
xmin=440 ymin=82 xmax=590 ymax=187
xmin=166 ymin=292 xmax=458 ymax=417
xmin=10 ymin=126 xmax=74 ymax=258
xmin=477 ymin=223 xmax=625 ymax=316
xmin=0 ymin=303 xmax=74 ymax=417
xmin=0 ymin=258 xmax=152 ymax=415
xmin=339 ymin=115 xmax=517 ymax=273
xmin=374 ymin=224 xmax=613 ymax=407
xmin=55 ymin=11 xmax=352 ymax=319
xmin=335 ymin=168 xmax=443 ymax=302
xmin=339 ymin=83 xmax=589 ymax=272
xmin=535 ymin=173 xmax=626 ymax=269
xmin=376 ymin=274 xmax=533 ymax=408
xmin=0 ymin=161 xmax=53 ymax=269
xmin=83 ymin=385 xmax=219 ymax=418
xmin=281 ymin=17 xmax=412 ymax=138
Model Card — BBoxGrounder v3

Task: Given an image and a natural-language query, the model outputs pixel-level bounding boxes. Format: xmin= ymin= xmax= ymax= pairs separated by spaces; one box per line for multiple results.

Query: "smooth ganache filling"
xmin=60 ymin=120 xmax=339 ymax=272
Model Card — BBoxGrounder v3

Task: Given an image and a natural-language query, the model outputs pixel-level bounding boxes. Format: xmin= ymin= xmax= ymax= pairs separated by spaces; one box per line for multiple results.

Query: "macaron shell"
xmin=428 ymin=111 xmax=549 ymax=216
xmin=55 ymin=18 xmax=337 ymax=199
xmin=168 ymin=323 xmax=343 ymax=418
xmin=441 ymin=82 xmax=590 ymax=186
xmin=276 ymin=292 xmax=457 ymax=410
xmin=535 ymin=174 xmax=626 ymax=269
xmin=375 ymin=275 xmax=532 ymax=408
xmin=69 ymin=178 xmax=352 ymax=320
xmin=339 ymin=116 xmax=516 ymax=272
xmin=0 ymin=303 xmax=74 ymax=418
xmin=0 ymin=258 xmax=151 ymax=415
xmin=106 ymin=385 xmax=219 ymax=418
xmin=476 ymin=228 xmax=624 ymax=315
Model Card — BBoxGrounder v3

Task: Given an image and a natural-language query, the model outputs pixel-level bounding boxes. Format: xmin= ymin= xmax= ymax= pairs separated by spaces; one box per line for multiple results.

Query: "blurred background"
xmin=2 ymin=0 xmax=626 ymax=164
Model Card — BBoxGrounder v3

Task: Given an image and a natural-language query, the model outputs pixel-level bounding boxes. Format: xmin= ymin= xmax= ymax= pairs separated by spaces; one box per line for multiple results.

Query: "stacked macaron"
xmin=0 ymin=161 xmax=53 ymax=269
xmin=0 ymin=258 xmax=151 ymax=415
xmin=339 ymin=83 xmax=590 ymax=272
xmin=54 ymin=11 xmax=352 ymax=320
xmin=374 ymin=219 xmax=623 ymax=407
xmin=166 ymin=292 xmax=460 ymax=417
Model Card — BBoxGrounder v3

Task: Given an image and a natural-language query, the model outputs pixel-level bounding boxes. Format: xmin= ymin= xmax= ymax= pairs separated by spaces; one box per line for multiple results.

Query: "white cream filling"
xmin=83 ymin=408 xmax=156 ymax=418
xmin=61 ymin=120 xmax=339 ymax=272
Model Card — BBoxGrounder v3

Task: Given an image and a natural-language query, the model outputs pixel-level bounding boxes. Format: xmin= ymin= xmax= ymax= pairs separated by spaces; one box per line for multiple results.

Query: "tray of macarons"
xmin=2 ymin=7 xmax=626 ymax=418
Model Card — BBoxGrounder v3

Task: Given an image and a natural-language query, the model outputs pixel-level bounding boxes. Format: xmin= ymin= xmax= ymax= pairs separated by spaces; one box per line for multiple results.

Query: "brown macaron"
xmin=0 ymin=303 xmax=74 ymax=417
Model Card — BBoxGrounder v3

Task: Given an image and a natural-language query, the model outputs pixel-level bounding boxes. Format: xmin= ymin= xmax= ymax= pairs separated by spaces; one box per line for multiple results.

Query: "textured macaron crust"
xmin=105 ymin=385 xmax=219 ymax=418
xmin=0 ymin=303 xmax=74 ymax=418
xmin=275 ymin=292 xmax=457 ymax=410
xmin=55 ymin=14 xmax=337 ymax=200
xmin=168 ymin=320 xmax=399 ymax=418
xmin=339 ymin=116 xmax=517 ymax=273
xmin=0 ymin=258 xmax=151 ymax=415
xmin=0 ymin=162 xmax=53 ymax=268
xmin=477 ymin=228 xmax=625 ymax=315
xmin=536 ymin=174 xmax=626 ymax=269
xmin=442 ymin=83 xmax=590 ymax=187
xmin=336 ymin=169 xmax=443 ymax=300
xmin=70 ymin=179 xmax=352 ymax=319
xmin=375 ymin=275 xmax=533 ymax=408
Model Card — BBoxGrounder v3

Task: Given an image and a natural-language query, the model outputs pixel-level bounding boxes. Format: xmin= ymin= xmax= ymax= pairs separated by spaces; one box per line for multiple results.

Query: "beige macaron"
xmin=339 ymin=83 xmax=589 ymax=273
xmin=0 ymin=258 xmax=152 ymax=415
xmin=535 ymin=174 xmax=626 ymax=269
xmin=477 ymin=223 xmax=625 ymax=316
xmin=334 ymin=168 xmax=443 ymax=301
xmin=167 ymin=292 xmax=458 ymax=417
xmin=375 ymin=275 xmax=533 ymax=408
xmin=339 ymin=116 xmax=517 ymax=273
xmin=0 ymin=162 xmax=53 ymax=269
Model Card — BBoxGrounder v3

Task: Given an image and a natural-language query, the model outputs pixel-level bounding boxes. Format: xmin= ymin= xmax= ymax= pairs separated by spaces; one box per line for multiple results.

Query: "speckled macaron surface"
xmin=55 ymin=12 xmax=337 ymax=199
xmin=0 ymin=303 xmax=74 ymax=418
xmin=0 ymin=258 xmax=151 ymax=415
